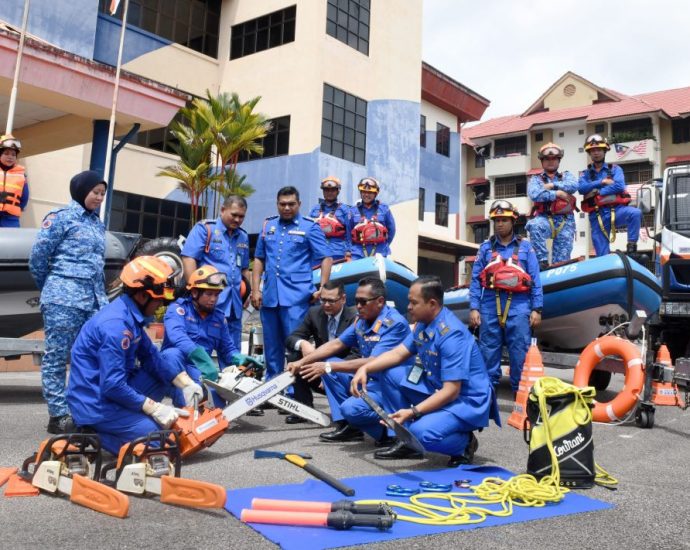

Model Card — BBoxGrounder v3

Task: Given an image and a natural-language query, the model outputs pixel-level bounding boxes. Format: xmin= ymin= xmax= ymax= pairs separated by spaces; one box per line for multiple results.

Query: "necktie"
xmin=328 ymin=316 xmax=337 ymax=340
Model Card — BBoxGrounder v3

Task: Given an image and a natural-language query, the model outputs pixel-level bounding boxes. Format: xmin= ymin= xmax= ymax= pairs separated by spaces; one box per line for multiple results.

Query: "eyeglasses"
xmin=354 ymin=296 xmax=378 ymax=306
xmin=321 ymin=296 xmax=344 ymax=304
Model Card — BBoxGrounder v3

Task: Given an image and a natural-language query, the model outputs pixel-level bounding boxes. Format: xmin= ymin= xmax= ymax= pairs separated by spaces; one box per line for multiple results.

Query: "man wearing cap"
xmin=350 ymin=177 xmax=396 ymax=259
xmin=0 ymin=134 xmax=29 ymax=227
xmin=310 ymin=176 xmax=352 ymax=261
xmin=469 ymin=200 xmax=542 ymax=396
xmin=578 ymin=134 xmax=643 ymax=257
xmin=29 ymin=170 xmax=109 ymax=433
xmin=526 ymin=142 xmax=578 ymax=269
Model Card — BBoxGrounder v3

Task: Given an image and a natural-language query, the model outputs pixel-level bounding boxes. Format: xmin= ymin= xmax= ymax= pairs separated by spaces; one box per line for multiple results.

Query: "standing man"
xmin=310 ymin=176 xmax=352 ymax=261
xmin=181 ymin=195 xmax=250 ymax=349
xmin=252 ymin=186 xmax=332 ymax=380
xmin=288 ymin=277 xmax=413 ymax=445
xmin=350 ymin=177 xmax=396 ymax=259
xmin=578 ymin=134 xmax=642 ymax=257
xmin=284 ymin=280 xmax=359 ymax=424
xmin=351 ymin=276 xmax=500 ymax=466
xmin=469 ymin=200 xmax=543 ymax=396
xmin=526 ymin=142 xmax=578 ymax=269
xmin=0 ymin=134 xmax=29 ymax=227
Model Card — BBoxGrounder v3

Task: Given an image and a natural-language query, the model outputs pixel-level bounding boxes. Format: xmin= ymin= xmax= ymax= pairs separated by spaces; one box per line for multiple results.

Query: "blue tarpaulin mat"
xmin=225 ymin=465 xmax=613 ymax=550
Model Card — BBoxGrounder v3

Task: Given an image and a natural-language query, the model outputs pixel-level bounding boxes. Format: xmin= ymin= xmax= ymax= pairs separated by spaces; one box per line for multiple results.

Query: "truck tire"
xmin=135 ymin=237 xmax=185 ymax=293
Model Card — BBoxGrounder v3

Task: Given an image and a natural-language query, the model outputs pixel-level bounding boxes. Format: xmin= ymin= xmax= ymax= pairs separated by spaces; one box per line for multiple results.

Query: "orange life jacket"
xmin=480 ymin=242 xmax=532 ymax=293
xmin=0 ymin=165 xmax=26 ymax=217
xmin=351 ymin=208 xmax=388 ymax=245
xmin=532 ymin=173 xmax=577 ymax=216
xmin=316 ymin=206 xmax=346 ymax=238
xmin=579 ymin=164 xmax=631 ymax=213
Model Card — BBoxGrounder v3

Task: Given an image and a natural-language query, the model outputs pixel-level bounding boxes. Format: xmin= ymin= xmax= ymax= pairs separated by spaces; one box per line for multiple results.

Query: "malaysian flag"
xmin=615 ymin=143 xmax=630 ymax=159
xmin=632 ymin=140 xmax=647 ymax=155
xmin=109 ymin=0 xmax=121 ymax=15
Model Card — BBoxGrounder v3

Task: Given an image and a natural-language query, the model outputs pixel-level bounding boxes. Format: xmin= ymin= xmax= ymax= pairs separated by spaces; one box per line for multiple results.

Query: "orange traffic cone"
xmin=651 ymin=345 xmax=684 ymax=407
xmin=507 ymin=338 xmax=545 ymax=430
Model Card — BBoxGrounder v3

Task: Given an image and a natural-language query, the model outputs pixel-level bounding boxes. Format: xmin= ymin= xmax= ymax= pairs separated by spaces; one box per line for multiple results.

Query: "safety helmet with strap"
xmin=584 ymin=134 xmax=610 ymax=152
xmin=120 ymin=256 xmax=179 ymax=300
xmin=186 ymin=265 xmax=227 ymax=291
xmin=320 ymin=176 xmax=341 ymax=190
xmin=489 ymin=199 xmax=519 ymax=220
xmin=0 ymin=135 xmax=21 ymax=154
xmin=537 ymin=142 xmax=564 ymax=160
xmin=358 ymin=176 xmax=380 ymax=194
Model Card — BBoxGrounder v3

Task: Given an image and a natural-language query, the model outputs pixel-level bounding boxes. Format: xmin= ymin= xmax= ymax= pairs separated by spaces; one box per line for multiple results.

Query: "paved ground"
xmin=1 ymin=369 xmax=689 ymax=550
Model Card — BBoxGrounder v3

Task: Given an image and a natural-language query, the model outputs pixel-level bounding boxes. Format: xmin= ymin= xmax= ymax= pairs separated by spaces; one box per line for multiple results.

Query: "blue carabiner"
xmin=419 ymin=481 xmax=453 ymax=493
xmin=385 ymin=484 xmax=420 ymax=497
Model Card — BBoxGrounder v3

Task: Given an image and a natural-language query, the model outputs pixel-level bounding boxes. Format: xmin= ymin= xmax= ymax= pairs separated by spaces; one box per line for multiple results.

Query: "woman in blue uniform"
xmin=349 ymin=177 xmax=395 ymax=259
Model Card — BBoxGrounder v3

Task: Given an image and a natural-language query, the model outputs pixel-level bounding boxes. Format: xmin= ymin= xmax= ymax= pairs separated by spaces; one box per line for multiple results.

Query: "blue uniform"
xmin=526 ymin=171 xmax=578 ymax=264
xmin=470 ymin=235 xmax=543 ymax=392
xmin=382 ymin=308 xmax=500 ymax=456
xmin=309 ymin=200 xmax=351 ymax=260
xmin=181 ymin=218 xmax=250 ymax=349
xmin=255 ymin=213 xmax=331 ymax=378
xmin=161 ymin=295 xmax=238 ymax=395
xmin=349 ymin=200 xmax=396 ymax=259
xmin=329 ymin=305 xmax=413 ymax=439
xmin=577 ymin=163 xmax=642 ymax=256
xmin=29 ymin=200 xmax=108 ymax=418
xmin=67 ymin=295 xmax=185 ymax=454
xmin=0 ymin=165 xmax=29 ymax=227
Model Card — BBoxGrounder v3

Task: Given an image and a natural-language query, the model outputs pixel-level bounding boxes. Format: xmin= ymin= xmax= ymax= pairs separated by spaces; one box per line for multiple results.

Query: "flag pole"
xmin=6 ymin=0 xmax=30 ymax=135
xmin=100 ymin=0 xmax=129 ymax=223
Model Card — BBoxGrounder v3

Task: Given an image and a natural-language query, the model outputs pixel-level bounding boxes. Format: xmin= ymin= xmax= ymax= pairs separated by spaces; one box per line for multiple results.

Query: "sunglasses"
xmin=200 ymin=272 xmax=228 ymax=287
xmin=354 ymin=296 xmax=378 ymax=306
xmin=321 ymin=296 xmax=344 ymax=304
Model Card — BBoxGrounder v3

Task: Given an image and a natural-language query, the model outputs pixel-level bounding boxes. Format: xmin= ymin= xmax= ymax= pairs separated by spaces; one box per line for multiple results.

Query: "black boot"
xmin=447 ymin=432 xmax=479 ymax=467
xmin=374 ymin=440 xmax=423 ymax=460
xmin=626 ymin=242 xmax=637 ymax=254
xmin=539 ymin=261 xmax=549 ymax=271
xmin=47 ymin=414 xmax=75 ymax=434
xmin=319 ymin=422 xmax=364 ymax=442
xmin=285 ymin=414 xmax=307 ymax=424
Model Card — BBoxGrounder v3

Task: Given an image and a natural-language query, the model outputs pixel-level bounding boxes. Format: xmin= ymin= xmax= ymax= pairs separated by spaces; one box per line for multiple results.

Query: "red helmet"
xmin=120 ymin=256 xmax=178 ymax=300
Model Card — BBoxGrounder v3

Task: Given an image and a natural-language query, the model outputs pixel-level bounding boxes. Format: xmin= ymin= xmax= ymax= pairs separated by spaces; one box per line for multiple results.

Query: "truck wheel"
xmin=588 ymin=369 xmax=612 ymax=392
xmin=136 ymin=237 xmax=184 ymax=279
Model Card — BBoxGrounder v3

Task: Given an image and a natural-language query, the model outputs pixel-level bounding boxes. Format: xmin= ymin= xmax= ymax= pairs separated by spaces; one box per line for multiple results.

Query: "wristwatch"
xmin=411 ymin=405 xmax=422 ymax=420
xmin=532 ymin=308 xmax=543 ymax=314
xmin=324 ymin=361 xmax=332 ymax=374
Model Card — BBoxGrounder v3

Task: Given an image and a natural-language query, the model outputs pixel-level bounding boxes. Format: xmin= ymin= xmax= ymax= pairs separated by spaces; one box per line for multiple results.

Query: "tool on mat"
xmin=241 ymin=508 xmax=395 ymax=530
xmin=360 ymin=391 xmax=424 ymax=454
xmin=453 ymin=479 xmax=472 ymax=489
xmin=254 ymin=450 xmax=355 ymax=496
xmin=18 ymin=433 xmax=129 ymax=518
xmin=419 ymin=481 xmax=452 ymax=493
xmin=251 ymin=497 xmax=393 ymax=515
xmin=385 ymin=484 xmax=419 ymax=497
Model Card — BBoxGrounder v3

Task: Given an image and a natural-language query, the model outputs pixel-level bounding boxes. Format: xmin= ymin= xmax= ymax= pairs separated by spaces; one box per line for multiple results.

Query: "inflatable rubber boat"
xmin=444 ymin=253 xmax=662 ymax=352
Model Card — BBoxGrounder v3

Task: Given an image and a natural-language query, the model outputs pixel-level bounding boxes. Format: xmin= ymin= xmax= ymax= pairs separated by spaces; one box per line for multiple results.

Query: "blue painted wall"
xmin=93 ymin=13 xmax=170 ymax=66
xmin=419 ymin=130 xmax=461 ymax=215
xmin=5 ymin=0 xmax=99 ymax=59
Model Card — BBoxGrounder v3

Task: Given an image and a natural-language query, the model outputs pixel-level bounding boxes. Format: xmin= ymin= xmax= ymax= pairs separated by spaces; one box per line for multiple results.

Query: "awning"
xmin=666 ymin=154 xmax=690 ymax=166
xmin=467 ymin=177 xmax=489 ymax=186
xmin=418 ymin=232 xmax=479 ymax=260
xmin=467 ymin=215 xmax=487 ymax=224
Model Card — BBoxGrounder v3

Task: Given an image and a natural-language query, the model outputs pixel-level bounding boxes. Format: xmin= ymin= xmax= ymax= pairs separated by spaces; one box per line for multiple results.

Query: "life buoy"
xmin=573 ymin=336 xmax=644 ymax=423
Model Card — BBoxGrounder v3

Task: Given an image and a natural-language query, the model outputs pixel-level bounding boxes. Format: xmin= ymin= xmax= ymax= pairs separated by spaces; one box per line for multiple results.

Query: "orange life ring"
xmin=573 ymin=336 xmax=644 ymax=423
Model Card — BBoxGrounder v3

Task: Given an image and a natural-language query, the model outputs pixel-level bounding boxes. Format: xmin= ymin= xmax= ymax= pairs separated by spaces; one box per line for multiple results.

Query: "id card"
xmin=407 ymin=363 xmax=424 ymax=385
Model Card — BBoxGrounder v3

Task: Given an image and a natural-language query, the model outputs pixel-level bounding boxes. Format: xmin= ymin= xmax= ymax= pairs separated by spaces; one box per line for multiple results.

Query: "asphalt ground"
xmin=1 ymin=368 xmax=689 ymax=550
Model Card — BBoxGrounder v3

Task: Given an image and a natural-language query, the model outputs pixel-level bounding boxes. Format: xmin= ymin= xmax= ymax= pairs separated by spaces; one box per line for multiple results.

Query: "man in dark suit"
xmin=284 ymin=280 xmax=359 ymax=428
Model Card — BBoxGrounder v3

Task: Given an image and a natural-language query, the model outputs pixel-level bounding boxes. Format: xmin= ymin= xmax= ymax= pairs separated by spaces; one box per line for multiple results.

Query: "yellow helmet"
xmin=186 ymin=265 xmax=227 ymax=291
xmin=358 ymin=176 xmax=380 ymax=194
xmin=584 ymin=134 xmax=610 ymax=152
xmin=538 ymin=142 xmax=564 ymax=160
xmin=320 ymin=176 xmax=341 ymax=189
xmin=489 ymin=199 xmax=519 ymax=220
xmin=0 ymin=134 xmax=21 ymax=153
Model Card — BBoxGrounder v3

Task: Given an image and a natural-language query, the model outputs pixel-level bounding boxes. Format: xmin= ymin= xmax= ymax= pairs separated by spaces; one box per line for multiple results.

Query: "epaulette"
xmin=303 ymin=216 xmax=315 ymax=222
xmin=438 ymin=321 xmax=450 ymax=336
xmin=196 ymin=218 xmax=215 ymax=226
xmin=265 ymin=215 xmax=279 ymax=221
xmin=382 ymin=316 xmax=394 ymax=327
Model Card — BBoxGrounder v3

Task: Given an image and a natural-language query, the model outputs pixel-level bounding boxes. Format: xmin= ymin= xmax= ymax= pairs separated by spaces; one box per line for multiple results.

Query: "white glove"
xmin=181 ymin=382 xmax=204 ymax=407
xmin=149 ymin=402 xmax=179 ymax=429
xmin=218 ymin=367 xmax=240 ymax=390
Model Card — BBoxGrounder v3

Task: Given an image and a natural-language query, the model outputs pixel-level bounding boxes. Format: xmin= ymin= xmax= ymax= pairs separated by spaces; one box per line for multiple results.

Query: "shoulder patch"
xmin=121 ymin=336 xmax=130 ymax=350
xmin=176 ymin=306 xmax=185 ymax=316
xmin=41 ymin=218 xmax=53 ymax=229
xmin=439 ymin=323 xmax=450 ymax=336
xmin=382 ymin=317 xmax=394 ymax=327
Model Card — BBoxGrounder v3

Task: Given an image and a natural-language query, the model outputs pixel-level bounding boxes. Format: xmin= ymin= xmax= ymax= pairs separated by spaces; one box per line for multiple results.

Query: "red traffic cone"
xmin=508 ymin=338 xmax=545 ymax=430
xmin=651 ymin=345 xmax=684 ymax=407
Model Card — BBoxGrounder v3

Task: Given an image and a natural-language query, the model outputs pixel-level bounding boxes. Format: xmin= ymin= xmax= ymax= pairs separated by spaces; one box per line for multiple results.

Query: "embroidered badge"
xmin=176 ymin=307 xmax=185 ymax=316
xmin=121 ymin=337 xmax=130 ymax=350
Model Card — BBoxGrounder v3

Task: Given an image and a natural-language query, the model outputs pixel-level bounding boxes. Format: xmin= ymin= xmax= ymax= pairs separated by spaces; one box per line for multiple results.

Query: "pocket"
xmin=291 ymin=272 xmax=312 ymax=282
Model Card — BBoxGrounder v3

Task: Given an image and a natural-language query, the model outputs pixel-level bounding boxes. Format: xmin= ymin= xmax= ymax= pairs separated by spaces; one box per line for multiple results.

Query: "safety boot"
xmin=47 ymin=414 xmax=75 ymax=434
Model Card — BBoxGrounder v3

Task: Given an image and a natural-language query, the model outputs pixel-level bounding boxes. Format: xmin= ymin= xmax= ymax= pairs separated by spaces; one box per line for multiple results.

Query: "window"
xmin=474 ymin=143 xmax=490 ymax=168
xmin=418 ymin=188 xmax=425 ymax=221
xmin=558 ymin=132 xmax=564 ymax=138
xmin=611 ymin=118 xmax=653 ymax=141
xmin=578 ymin=129 xmax=585 ymax=135
xmin=436 ymin=123 xmax=450 ymax=157
xmin=230 ymin=5 xmax=296 ymax=60
xmin=672 ymin=118 xmax=690 ymax=144
xmin=321 ymin=83 xmax=367 ymax=165
xmin=109 ymin=190 xmax=199 ymax=239
xmin=535 ymin=132 xmax=543 ymax=142
xmin=620 ymin=162 xmax=653 ymax=185
xmin=420 ymin=115 xmax=426 ymax=148
xmin=100 ymin=0 xmax=220 ymax=58
xmin=514 ymin=216 xmax=527 ymax=237
xmin=473 ymin=183 xmax=489 ymax=205
xmin=494 ymin=135 xmax=527 ymax=157
xmin=494 ymin=175 xmax=527 ymax=198
xmin=473 ymin=222 xmax=489 ymax=244
xmin=594 ymin=123 xmax=605 ymax=134
xmin=238 ymin=116 xmax=290 ymax=162
xmin=326 ymin=0 xmax=370 ymax=55
xmin=435 ymin=193 xmax=449 ymax=226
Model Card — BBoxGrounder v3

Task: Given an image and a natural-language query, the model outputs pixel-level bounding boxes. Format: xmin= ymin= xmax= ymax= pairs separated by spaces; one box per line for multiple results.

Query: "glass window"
xmin=237 ymin=115 xmax=290 ymax=162
xmin=420 ymin=115 xmax=426 ymax=148
xmin=230 ymin=5 xmax=296 ymax=60
xmin=321 ymin=83 xmax=366 ymax=165
xmin=326 ymin=0 xmax=369 ymax=55
xmin=611 ymin=118 xmax=653 ymax=142
xmin=436 ymin=123 xmax=450 ymax=157
xmin=494 ymin=136 xmax=527 ymax=157
xmin=473 ymin=222 xmax=489 ymax=244
xmin=672 ymin=118 xmax=690 ymax=144
xmin=418 ymin=187 xmax=425 ymax=221
xmin=435 ymin=193 xmax=449 ymax=227
xmin=494 ymin=175 xmax=527 ymax=198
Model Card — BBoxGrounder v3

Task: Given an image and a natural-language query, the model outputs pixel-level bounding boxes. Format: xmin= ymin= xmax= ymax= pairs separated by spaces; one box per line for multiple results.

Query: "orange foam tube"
xmin=251 ymin=498 xmax=331 ymax=513
xmin=241 ymin=509 xmax=328 ymax=526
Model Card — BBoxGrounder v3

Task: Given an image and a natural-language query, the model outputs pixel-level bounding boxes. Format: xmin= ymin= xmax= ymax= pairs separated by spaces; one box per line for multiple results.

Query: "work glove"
xmin=181 ymin=381 xmax=204 ymax=407
xmin=231 ymin=353 xmax=252 ymax=366
xmin=146 ymin=401 xmax=180 ymax=429
xmin=189 ymin=346 xmax=219 ymax=382
xmin=217 ymin=367 xmax=240 ymax=391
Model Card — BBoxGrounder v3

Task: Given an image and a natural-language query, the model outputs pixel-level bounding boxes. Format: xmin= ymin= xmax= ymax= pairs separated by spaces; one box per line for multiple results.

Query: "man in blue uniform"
xmin=161 ymin=265 xmax=239 ymax=389
xmin=0 ymin=134 xmax=29 ymax=227
xmin=469 ymin=200 xmax=543 ymax=395
xmin=288 ymin=277 xmax=413 ymax=444
xmin=526 ymin=142 xmax=578 ymax=269
xmin=252 ymin=186 xmax=332 ymax=380
xmin=309 ymin=176 xmax=351 ymax=261
xmin=67 ymin=256 xmax=203 ymax=455
xmin=350 ymin=177 xmax=396 ymax=259
xmin=182 ymin=195 xmax=250 ymax=349
xmin=578 ymin=134 xmax=642 ymax=257
xmin=351 ymin=276 xmax=500 ymax=465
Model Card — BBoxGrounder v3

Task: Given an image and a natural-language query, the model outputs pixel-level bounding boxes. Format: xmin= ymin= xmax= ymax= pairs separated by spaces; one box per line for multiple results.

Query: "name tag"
xmin=288 ymin=230 xmax=306 ymax=236
xmin=407 ymin=363 xmax=424 ymax=385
